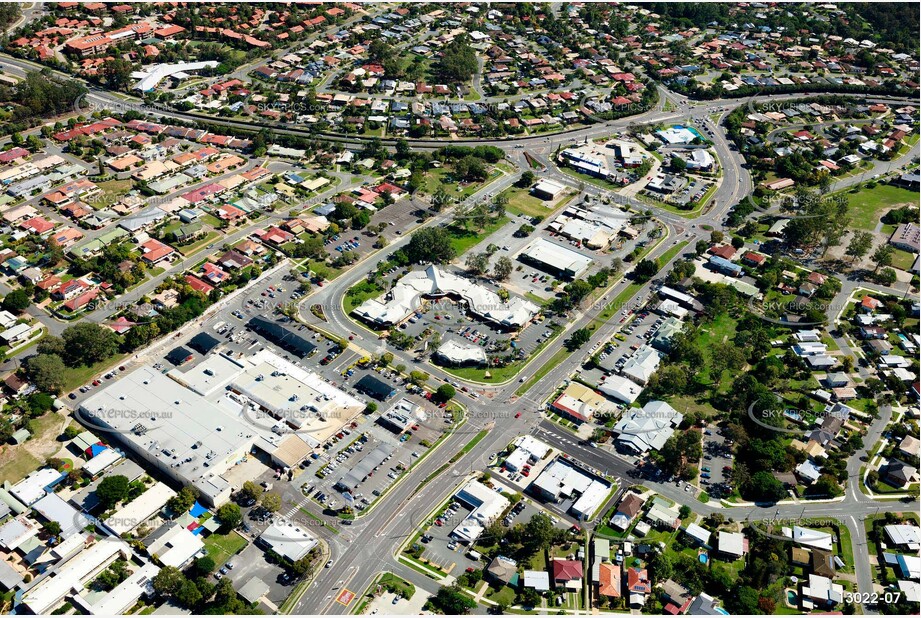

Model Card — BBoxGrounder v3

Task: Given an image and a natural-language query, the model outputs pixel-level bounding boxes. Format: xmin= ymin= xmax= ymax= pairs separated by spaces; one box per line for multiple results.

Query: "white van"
xmin=466 ymin=550 xmax=482 ymax=561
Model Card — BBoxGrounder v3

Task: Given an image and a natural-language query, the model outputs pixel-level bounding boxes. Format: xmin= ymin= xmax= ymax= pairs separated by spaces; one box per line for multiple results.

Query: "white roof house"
xmin=11 ymin=468 xmax=62 ymax=506
xmin=684 ymin=523 xmax=711 ymax=546
xmin=530 ymin=460 xmax=610 ymax=519
xmin=524 ymin=569 xmax=550 ymax=591
xmin=784 ymin=526 xmax=833 ymax=551
xmin=802 ymin=573 xmax=844 ymax=607
xmin=82 ymin=448 xmax=124 ymax=478
xmin=718 ymin=531 xmax=745 ymax=558
xmin=885 ymin=524 xmax=921 ymax=551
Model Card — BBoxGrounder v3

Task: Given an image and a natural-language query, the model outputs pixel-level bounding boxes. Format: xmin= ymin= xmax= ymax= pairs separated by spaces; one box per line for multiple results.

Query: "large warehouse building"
xmin=79 ymin=350 xmax=365 ymax=506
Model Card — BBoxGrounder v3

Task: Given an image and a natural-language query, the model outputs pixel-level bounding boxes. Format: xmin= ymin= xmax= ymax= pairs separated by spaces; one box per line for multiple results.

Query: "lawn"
xmin=485 ymin=585 xmax=517 ymax=606
xmin=840 ymin=184 xmax=919 ymax=231
xmin=446 ymin=217 xmax=509 ymax=256
xmin=202 ymin=531 xmax=247 ymax=566
xmin=890 ymin=248 xmax=916 ymax=272
xmin=693 ymin=313 xmax=739 ymax=386
xmin=460 ymin=430 xmax=489 ymax=454
xmin=500 ymin=186 xmax=562 ymax=219
xmin=62 ymin=353 xmax=131 ymax=391
xmin=344 ymin=280 xmax=385 ymax=314
xmin=177 ymin=231 xmax=221 ymax=256
xmin=0 ymin=450 xmax=42 ymax=485
xmin=96 ymin=179 xmax=134 ymax=202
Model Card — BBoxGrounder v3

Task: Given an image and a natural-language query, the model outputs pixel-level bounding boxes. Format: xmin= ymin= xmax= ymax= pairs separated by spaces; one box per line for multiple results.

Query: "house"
xmin=551 ymin=559 xmax=583 ymax=589
xmin=889 ymin=222 xmax=920 ymax=253
xmin=683 ymin=523 xmax=711 ymax=547
xmin=485 ymin=555 xmax=518 ymax=586
xmin=660 ymin=579 xmax=693 ymax=614
xmin=884 ymin=460 xmax=919 ymax=487
xmin=717 ymin=531 xmax=746 ymax=560
xmin=523 ymin=570 xmax=550 ymax=592
xmin=139 ymin=238 xmax=174 ymax=265
xmin=687 ymin=592 xmax=726 ymax=615
xmin=626 ymin=567 xmax=651 ymax=606
xmin=885 ymin=524 xmax=921 ymax=551
xmin=898 ymin=435 xmax=920 ymax=459
xmin=801 ymin=573 xmax=843 ymax=609
xmin=610 ymin=492 xmax=645 ymax=530
xmin=597 ymin=562 xmax=621 ymax=598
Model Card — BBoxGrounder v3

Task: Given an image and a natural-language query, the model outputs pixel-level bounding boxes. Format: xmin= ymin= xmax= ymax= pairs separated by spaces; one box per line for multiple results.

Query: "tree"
xmin=176 ymin=579 xmax=202 ymax=608
xmin=435 ymin=36 xmax=478 ymax=84
xmin=565 ymin=328 xmax=591 ymax=351
xmin=167 ymin=486 xmax=197 ymax=515
xmin=216 ymin=503 xmax=242 ymax=531
xmin=61 ymin=322 xmax=119 ymax=366
xmin=427 ymin=584 xmax=477 ymax=615
xmin=23 ymin=354 xmax=67 ymax=394
xmin=845 ymin=230 xmax=874 ymax=262
xmin=745 ymin=470 xmax=786 ymax=502
xmin=193 ymin=556 xmax=216 ymax=576
xmin=871 ymin=243 xmax=893 ymax=272
xmin=42 ymin=520 xmax=62 ymax=536
xmin=409 ymin=370 xmax=429 ymax=386
xmin=710 ymin=230 xmax=724 ymax=244
xmin=97 ymin=475 xmax=129 ymax=509
xmin=405 ymin=228 xmax=456 ymax=264
xmin=435 ymin=384 xmax=456 ymax=403
xmin=633 ymin=258 xmax=660 ymax=282
xmin=2 ymin=289 xmax=31 ymax=313
xmin=261 ymin=492 xmax=281 ymax=512
xmin=678 ymin=505 xmax=692 ymax=519
xmin=37 ymin=336 xmax=66 ymax=357
xmin=465 ymin=252 xmax=489 ymax=275
xmin=695 ymin=239 xmax=709 ymax=255
xmin=519 ymin=171 xmax=536 ymax=187
xmin=240 ymin=480 xmax=263 ymax=502
xmin=152 ymin=566 xmax=183 ymax=596
xmin=610 ymin=257 xmax=624 ymax=275
xmin=524 ymin=513 xmax=556 ymax=550
xmin=493 ymin=256 xmax=513 ymax=280
xmin=648 ymin=551 xmax=674 ymax=582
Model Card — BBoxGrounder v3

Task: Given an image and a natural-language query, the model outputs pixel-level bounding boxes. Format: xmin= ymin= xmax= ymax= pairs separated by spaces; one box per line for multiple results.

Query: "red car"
xmin=515 ymin=412 xmax=522 ymax=418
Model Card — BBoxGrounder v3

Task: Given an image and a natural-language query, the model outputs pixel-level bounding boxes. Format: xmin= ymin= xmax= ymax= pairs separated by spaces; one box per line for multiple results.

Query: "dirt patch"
xmin=0 ymin=411 xmax=69 ymax=483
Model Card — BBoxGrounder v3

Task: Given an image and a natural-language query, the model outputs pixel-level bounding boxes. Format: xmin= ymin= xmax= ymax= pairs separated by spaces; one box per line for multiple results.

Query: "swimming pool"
xmin=698 ymin=553 xmax=709 ymax=564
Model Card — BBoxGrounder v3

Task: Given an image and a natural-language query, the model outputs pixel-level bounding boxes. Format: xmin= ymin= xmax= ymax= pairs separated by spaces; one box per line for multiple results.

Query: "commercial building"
xmin=612 ymin=401 xmax=683 ymax=454
xmin=621 ymin=346 xmax=662 ymax=386
xmin=519 ymin=237 xmax=593 ymax=279
xmin=247 ymin=316 xmax=317 ymax=358
xmin=376 ymin=398 xmax=419 ymax=433
xmin=551 ymin=382 xmax=619 ymax=424
xmin=355 ymin=265 xmax=539 ymax=330
xmin=355 ymin=375 xmax=396 ymax=401
xmin=21 ymin=536 xmax=158 ymax=615
xmin=531 ymin=179 xmax=565 ymax=200
xmin=530 ymin=459 xmax=611 ymax=519
xmin=597 ymin=374 xmax=643 ymax=404
xmin=106 ymin=482 xmax=176 ymax=535
xmin=258 ymin=520 xmax=318 ymax=562
xmin=452 ymin=480 xmax=510 ymax=544
xmin=436 ymin=338 xmax=488 ymax=366
xmin=504 ymin=435 xmax=551 ymax=472
xmin=132 ymin=61 xmax=219 ymax=92
xmin=889 ymin=222 xmax=920 ymax=253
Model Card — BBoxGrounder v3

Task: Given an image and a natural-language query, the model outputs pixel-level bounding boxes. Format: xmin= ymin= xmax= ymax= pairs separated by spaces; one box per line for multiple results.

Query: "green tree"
xmin=845 ymin=230 xmax=874 ymax=262
xmin=166 ymin=486 xmax=198 ymax=515
xmin=240 ymin=480 xmax=263 ymax=502
xmin=465 ymin=252 xmax=489 ymax=275
xmin=61 ymin=322 xmax=119 ymax=366
xmin=23 ymin=354 xmax=67 ymax=394
xmin=871 ymin=243 xmax=893 ymax=272
xmin=152 ymin=566 xmax=183 ymax=595
xmin=176 ymin=579 xmax=202 ymax=608
xmin=565 ymin=328 xmax=591 ymax=351
xmin=261 ymin=492 xmax=281 ymax=512
xmin=493 ymin=256 xmax=513 ymax=281
xmin=426 ymin=584 xmax=477 ymax=614
xmin=435 ymin=384 xmax=456 ymax=403
xmin=405 ymin=228 xmax=456 ymax=264
xmin=2 ymin=289 xmax=31 ymax=313
xmin=193 ymin=556 xmax=216 ymax=576
xmin=96 ymin=475 xmax=129 ymax=509
xmin=216 ymin=503 xmax=242 ymax=531
xmin=633 ymin=258 xmax=660 ymax=282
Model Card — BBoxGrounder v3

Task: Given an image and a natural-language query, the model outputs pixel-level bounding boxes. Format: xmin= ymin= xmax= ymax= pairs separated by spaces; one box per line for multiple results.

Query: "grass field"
xmin=344 ymin=281 xmax=385 ymax=314
xmin=841 ymin=184 xmax=919 ymax=231
xmin=447 ymin=217 xmax=509 ymax=256
xmin=202 ymin=531 xmax=247 ymax=566
xmin=891 ymin=248 xmax=916 ymax=272
xmin=500 ymin=186 xmax=556 ymax=219
xmin=62 ymin=353 xmax=130 ymax=391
